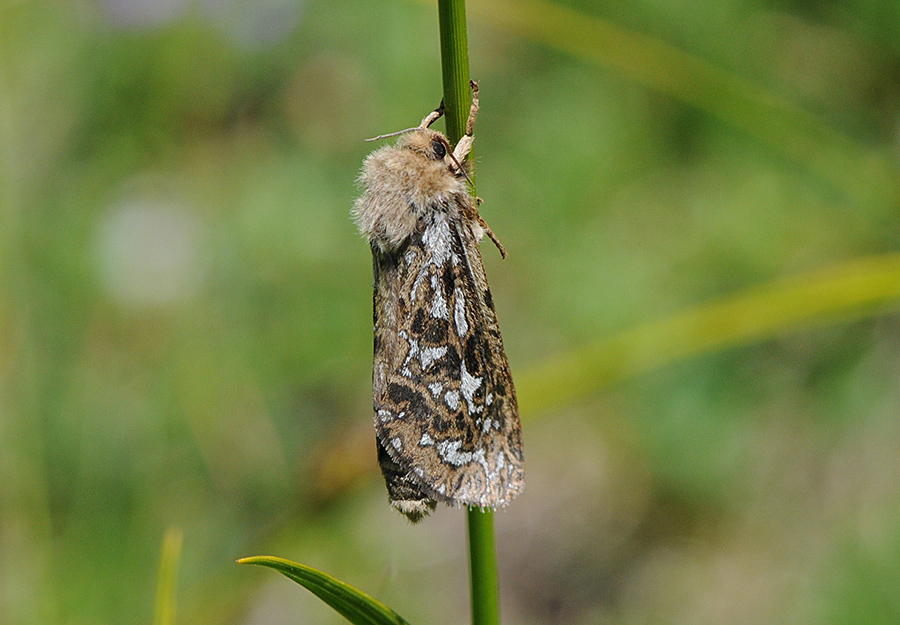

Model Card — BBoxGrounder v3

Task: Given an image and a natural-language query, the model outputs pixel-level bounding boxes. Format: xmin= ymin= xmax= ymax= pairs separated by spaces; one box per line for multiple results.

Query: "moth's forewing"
xmin=372 ymin=204 xmax=523 ymax=511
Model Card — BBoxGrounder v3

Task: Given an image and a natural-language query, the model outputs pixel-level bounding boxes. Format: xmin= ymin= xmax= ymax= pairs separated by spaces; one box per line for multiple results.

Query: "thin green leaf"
xmin=517 ymin=253 xmax=900 ymax=414
xmin=237 ymin=556 xmax=412 ymax=625
xmin=153 ymin=527 xmax=183 ymax=625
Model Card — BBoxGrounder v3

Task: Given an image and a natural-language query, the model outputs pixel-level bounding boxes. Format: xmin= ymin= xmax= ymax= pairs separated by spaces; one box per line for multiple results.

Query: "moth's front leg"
xmin=452 ymin=80 xmax=479 ymax=164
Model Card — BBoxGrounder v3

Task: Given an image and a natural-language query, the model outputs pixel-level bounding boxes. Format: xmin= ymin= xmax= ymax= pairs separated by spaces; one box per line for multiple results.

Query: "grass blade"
xmin=518 ymin=253 xmax=900 ymax=413
xmin=153 ymin=527 xmax=183 ymax=625
xmin=237 ymin=556 xmax=412 ymax=625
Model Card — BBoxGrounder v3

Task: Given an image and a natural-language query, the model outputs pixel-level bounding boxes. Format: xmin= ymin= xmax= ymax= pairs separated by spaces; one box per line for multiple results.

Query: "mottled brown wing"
xmin=371 ymin=202 xmax=524 ymax=509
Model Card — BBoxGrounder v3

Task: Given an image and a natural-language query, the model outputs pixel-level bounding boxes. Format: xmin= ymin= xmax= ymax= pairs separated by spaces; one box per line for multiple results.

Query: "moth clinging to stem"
xmin=353 ymin=81 xmax=524 ymax=522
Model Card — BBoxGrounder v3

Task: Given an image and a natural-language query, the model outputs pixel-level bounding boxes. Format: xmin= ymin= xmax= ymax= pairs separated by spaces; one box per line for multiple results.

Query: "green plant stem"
xmin=437 ymin=0 xmax=471 ymax=145
xmin=437 ymin=1 xmax=502 ymax=624
xmin=467 ymin=508 xmax=501 ymax=625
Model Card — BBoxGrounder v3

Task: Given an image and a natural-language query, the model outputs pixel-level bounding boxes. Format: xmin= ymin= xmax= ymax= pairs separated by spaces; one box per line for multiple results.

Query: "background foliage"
xmin=2 ymin=0 xmax=900 ymax=623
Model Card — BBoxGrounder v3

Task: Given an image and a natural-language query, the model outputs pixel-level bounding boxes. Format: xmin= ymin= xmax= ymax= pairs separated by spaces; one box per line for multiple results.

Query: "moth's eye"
xmin=431 ymin=139 xmax=447 ymax=160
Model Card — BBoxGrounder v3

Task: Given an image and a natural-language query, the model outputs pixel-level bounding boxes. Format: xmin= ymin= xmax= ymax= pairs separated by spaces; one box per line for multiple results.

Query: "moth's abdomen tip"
xmin=391 ymin=498 xmax=437 ymax=523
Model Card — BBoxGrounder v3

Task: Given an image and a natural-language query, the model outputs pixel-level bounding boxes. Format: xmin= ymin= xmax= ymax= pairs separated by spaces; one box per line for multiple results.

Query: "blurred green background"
xmin=3 ymin=0 xmax=900 ymax=623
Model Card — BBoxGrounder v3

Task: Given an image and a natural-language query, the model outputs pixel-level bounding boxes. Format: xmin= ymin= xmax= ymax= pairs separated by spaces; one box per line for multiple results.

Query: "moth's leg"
xmin=457 ymin=83 xmax=504 ymax=258
xmin=465 ymin=80 xmax=479 ymax=137
xmin=479 ymin=216 xmax=507 ymax=259
xmin=466 ymin=196 xmax=507 ymax=258
xmin=452 ymin=81 xmax=479 ymax=163
xmin=420 ymin=99 xmax=445 ymax=129
xmin=453 ymin=136 xmax=473 ymax=163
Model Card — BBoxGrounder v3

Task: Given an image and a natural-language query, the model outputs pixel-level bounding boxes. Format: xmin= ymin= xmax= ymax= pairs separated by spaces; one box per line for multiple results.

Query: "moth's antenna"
xmin=365 ymin=127 xmax=420 ymax=142
xmin=366 ymin=99 xmax=447 ymax=142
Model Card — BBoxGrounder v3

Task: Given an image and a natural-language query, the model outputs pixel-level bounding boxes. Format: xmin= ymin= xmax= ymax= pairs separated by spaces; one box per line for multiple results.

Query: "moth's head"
xmin=397 ymin=129 xmax=452 ymax=164
xmin=397 ymin=129 xmax=472 ymax=185
xmin=364 ymin=102 xmax=472 ymax=183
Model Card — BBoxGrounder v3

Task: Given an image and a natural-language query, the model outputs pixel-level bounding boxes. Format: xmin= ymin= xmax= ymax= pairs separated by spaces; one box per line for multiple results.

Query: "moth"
xmin=353 ymin=81 xmax=524 ymax=522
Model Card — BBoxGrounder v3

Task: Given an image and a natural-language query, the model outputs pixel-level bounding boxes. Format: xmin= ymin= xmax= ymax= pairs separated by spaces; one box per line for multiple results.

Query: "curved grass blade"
xmin=237 ymin=556 xmax=412 ymax=625
xmin=153 ymin=527 xmax=183 ymax=625
xmin=517 ymin=253 xmax=900 ymax=413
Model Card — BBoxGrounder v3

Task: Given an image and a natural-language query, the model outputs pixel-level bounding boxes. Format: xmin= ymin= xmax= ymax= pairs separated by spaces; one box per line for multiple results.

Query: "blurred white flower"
xmin=96 ymin=191 xmax=206 ymax=307
xmin=100 ymin=0 xmax=189 ymax=27
xmin=203 ymin=0 xmax=304 ymax=48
